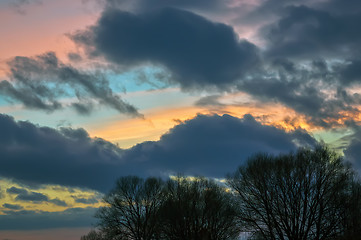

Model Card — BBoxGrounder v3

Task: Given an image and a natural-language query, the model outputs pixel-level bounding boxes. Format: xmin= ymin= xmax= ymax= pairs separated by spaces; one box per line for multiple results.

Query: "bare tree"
xmin=159 ymin=176 xmax=241 ymax=240
xmin=338 ymin=179 xmax=361 ymax=240
xmin=227 ymin=146 xmax=356 ymax=240
xmin=80 ymin=229 xmax=105 ymax=240
xmin=96 ymin=176 xmax=165 ymax=240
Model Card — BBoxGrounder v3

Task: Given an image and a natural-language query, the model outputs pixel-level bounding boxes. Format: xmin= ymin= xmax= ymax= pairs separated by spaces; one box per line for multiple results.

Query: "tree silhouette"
xmin=338 ymin=179 xmax=361 ymax=239
xmin=227 ymin=146 xmax=358 ymax=240
xmin=81 ymin=147 xmax=361 ymax=240
xmin=80 ymin=229 xmax=105 ymax=240
xmin=95 ymin=176 xmax=164 ymax=240
xmin=159 ymin=176 xmax=241 ymax=240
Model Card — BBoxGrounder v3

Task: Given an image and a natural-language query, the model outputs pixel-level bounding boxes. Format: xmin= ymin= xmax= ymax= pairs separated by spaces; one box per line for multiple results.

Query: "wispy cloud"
xmin=0 ymin=52 xmax=142 ymax=117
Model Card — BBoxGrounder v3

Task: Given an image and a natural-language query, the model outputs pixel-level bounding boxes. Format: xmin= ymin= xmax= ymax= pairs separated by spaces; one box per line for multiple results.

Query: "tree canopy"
xmin=227 ymin=146 xmax=361 ymax=240
xmin=159 ymin=176 xmax=240 ymax=240
xmin=81 ymin=146 xmax=361 ymax=240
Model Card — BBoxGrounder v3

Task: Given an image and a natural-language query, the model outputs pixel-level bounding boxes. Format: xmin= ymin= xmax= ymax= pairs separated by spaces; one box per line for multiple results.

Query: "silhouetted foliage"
xmin=159 ymin=176 xmax=241 ymax=240
xmin=338 ymin=180 xmax=361 ymax=240
xmin=80 ymin=229 xmax=105 ymax=240
xmin=96 ymin=176 xmax=165 ymax=240
xmin=82 ymin=146 xmax=361 ymax=240
xmin=227 ymin=146 xmax=359 ymax=240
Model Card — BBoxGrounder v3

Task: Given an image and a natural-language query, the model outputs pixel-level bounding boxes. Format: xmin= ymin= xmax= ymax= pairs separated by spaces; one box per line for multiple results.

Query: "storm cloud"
xmin=70 ymin=0 xmax=361 ymax=128
xmin=102 ymin=0 xmax=237 ymax=15
xmin=120 ymin=114 xmax=316 ymax=177
xmin=0 ymin=114 xmax=127 ymax=192
xmin=0 ymin=113 xmax=316 ymax=192
xmin=0 ymin=207 xmax=97 ymax=230
xmin=263 ymin=5 xmax=361 ymax=59
xmin=72 ymin=7 xmax=260 ymax=90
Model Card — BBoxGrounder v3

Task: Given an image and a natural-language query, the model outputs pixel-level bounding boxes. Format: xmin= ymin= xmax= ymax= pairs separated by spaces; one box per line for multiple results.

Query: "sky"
xmin=1 ymin=0 xmax=361 ymax=239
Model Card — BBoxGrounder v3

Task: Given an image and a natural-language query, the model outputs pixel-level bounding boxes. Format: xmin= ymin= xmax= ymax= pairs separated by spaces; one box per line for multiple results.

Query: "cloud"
xmin=70 ymin=1 xmax=361 ymax=129
xmin=120 ymin=113 xmax=316 ymax=177
xmin=343 ymin=123 xmax=361 ymax=173
xmin=338 ymin=59 xmax=361 ymax=85
xmin=73 ymin=197 xmax=99 ymax=204
xmin=71 ymin=8 xmax=260 ymax=90
xmin=263 ymin=5 xmax=361 ymax=59
xmin=104 ymin=0 xmax=231 ymax=13
xmin=4 ymin=0 xmax=42 ymax=14
xmin=6 ymin=187 xmax=28 ymax=195
xmin=2 ymin=204 xmax=24 ymax=210
xmin=15 ymin=192 xmax=48 ymax=203
xmin=315 ymin=0 xmax=361 ymax=15
xmin=229 ymin=0 xmax=361 ymax=128
xmin=49 ymin=198 xmax=68 ymax=207
xmin=0 ymin=207 xmax=97 ymax=230
xmin=0 ymin=52 xmax=141 ymax=117
xmin=0 ymin=114 xmax=126 ymax=192
xmin=236 ymin=58 xmax=361 ymax=128
xmin=0 ymin=113 xmax=315 ymax=192
xmin=194 ymin=95 xmax=225 ymax=107
xmin=6 ymin=187 xmax=49 ymax=203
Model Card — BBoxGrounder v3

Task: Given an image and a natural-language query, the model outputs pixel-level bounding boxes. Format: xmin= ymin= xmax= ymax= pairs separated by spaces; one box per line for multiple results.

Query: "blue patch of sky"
xmin=0 ymin=96 xmax=9 ymax=106
xmin=106 ymin=66 xmax=172 ymax=94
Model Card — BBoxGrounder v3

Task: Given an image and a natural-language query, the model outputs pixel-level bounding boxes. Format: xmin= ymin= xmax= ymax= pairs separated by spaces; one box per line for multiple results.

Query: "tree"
xmin=96 ymin=176 xmax=165 ymax=240
xmin=338 ymin=179 xmax=361 ymax=240
xmin=159 ymin=176 xmax=241 ymax=240
xmin=80 ymin=229 xmax=105 ymax=240
xmin=227 ymin=146 xmax=357 ymax=240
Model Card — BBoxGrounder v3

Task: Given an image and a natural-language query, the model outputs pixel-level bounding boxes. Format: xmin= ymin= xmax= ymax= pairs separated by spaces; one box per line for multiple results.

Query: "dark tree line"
xmin=81 ymin=146 xmax=361 ymax=240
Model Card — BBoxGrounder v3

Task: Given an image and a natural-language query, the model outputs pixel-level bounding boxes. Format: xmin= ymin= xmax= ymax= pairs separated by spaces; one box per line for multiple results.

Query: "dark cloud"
xmin=73 ymin=197 xmax=99 ymax=204
xmin=343 ymin=123 xmax=361 ymax=173
xmin=338 ymin=59 xmax=361 ymax=85
xmin=315 ymin=0 xmax=361 ymax=15
xmin=6 ymin=187 xmax=28 ymax=195
xmin=72 ymin=8 xmax=260 ymax=90
xmin=71 ymin=1 xmax=361 ymax=129
xmin=119 ymin=114 xmax=316 ymax=177
xmin=67 ymin=52 xmax=82 ymax=62
xmin=0 ymin=207 xmax=97 ymax=230
xmin=0 ymin=52 xmax=141 ymax=117
xmin=263 ymin=5 xmax=361 ymax=59
xmin=2 ymin=203 xmax=24 ymax=210
xmin=6 ymin=187 xmax=49 ymax=203
xmin=49 ymin=198 xmax=68 ymax=207
xmin=0 ymin=80 xmax=62 ymax=112
xmin=15 ymin=191 xmax=48 ymax=203
xmin=0 ymin=113 xmax=315 ymax=191
xmin=102 ymin=0 xmax=233 ymax=14
xmin=7 ymin=188 xmax=66 ymax=206
xmin=71 ymin=102 xmax=94 ymax=115
xmin=136 ymin=0 xmax=220 ymax=11
xmin=236 ymin=57 xmax=361 ymax=128
xmin=0 ymin=114 xmax=126 ymax=192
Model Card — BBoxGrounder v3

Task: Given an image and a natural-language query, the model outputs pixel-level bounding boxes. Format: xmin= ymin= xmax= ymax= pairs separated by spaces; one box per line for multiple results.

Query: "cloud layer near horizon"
xmin=0 ymin=113 xmax=315 ymax=192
